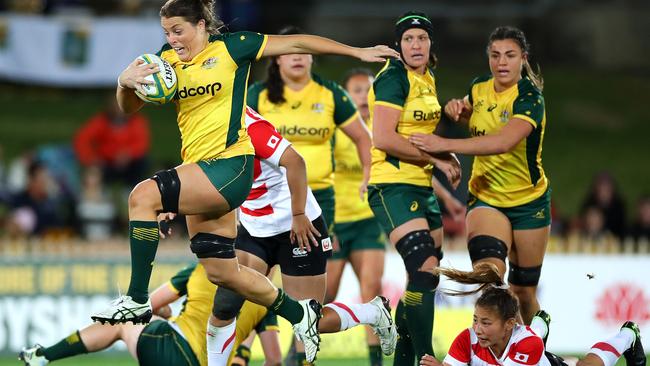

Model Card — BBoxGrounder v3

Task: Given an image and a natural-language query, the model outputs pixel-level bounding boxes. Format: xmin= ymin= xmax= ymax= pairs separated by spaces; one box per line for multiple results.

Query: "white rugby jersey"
xmin=239 ymin=107 xmax=322 ymax=237
xmin=443 ymin=325 xmax=550 ymax=366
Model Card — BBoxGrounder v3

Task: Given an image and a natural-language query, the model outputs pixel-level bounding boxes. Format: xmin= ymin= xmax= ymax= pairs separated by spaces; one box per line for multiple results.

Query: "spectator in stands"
xmin=630 ymin=195 xmax=650 ymax=246
xmin=76 ymin=166 xmax=117 ymax=241
xmin=580 ymin=205 xmax=614 ymax=242
xmin=6 ymin=160 xmax=64 ymax=237
xmin=73 ymin=96 xmax=150 ymax=189
xmin=581 ymin=172 xmax=627 ymax=240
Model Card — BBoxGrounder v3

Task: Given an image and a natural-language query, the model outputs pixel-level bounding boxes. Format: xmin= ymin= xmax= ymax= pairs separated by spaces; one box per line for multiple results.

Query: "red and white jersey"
xmin=443 ymin=326 xmax=551 ymax=366
xmin=239 ymin=107 xmax=321 ymax=237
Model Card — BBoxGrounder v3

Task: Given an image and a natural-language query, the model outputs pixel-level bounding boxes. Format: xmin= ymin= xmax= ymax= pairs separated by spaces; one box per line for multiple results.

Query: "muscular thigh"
xmin=175 ymin=163 xmax=232 ymax=216
xmin=186 ymin=211 xmax=237 ymax=238
xmin=510 ymin=226 xmax=550 ymax=267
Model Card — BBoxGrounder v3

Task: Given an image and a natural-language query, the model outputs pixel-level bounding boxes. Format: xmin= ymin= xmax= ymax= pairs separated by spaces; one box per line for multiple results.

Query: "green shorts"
xmin=312 ymin=186 xmax=335 ymax=231
xmin=197 ymin=155 xmax=254 ymax=210
xmin=467 ymin=188 xmax=552 ymax=230
xmin=367 ymin=183 xmax=442 ymax=235
xmin=332 ymin=217 xmax=386 ymax=260
xmin=137 ymin=320 xmax=200 ymax=366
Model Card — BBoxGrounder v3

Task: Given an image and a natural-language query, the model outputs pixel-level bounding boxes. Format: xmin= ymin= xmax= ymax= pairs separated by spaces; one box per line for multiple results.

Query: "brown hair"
xmin=265 ymin=25 xmax=304 ymax=105
xmin=160 ymin=0 xmax=223 ymax=35
xmin=435 ymin=262 xmax=519 ymax=321
xmin=487 ymin=26 xmax=543 ymax=91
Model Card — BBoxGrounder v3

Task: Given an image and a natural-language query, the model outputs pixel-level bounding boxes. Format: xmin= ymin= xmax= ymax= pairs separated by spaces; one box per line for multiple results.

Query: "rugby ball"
xmin=134 ymin=53 xmax=177 ymax=105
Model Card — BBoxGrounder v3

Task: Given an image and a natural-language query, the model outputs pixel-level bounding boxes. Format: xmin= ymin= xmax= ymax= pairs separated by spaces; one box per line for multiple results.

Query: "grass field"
xmin=0 ymin=354 xmax=637 ymax=365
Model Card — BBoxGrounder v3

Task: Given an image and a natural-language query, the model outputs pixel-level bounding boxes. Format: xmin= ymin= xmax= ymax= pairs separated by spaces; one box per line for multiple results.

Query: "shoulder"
xmin=311 ymin=73 xmax=344 ymax=93
xmin=517 ymin=77 xmax=544 ymax=100
xmin=376 ymin=59 xmax=408 ymax=81
xmin=470 ymin=74 xmax=493 ymax=89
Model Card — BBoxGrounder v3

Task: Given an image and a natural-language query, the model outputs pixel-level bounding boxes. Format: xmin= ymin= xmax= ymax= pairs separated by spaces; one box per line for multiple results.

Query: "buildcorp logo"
xmin=595 ymin=283 xmax=650 ymax=325
xmin=178 ymin=82 xmax=222 ymax=99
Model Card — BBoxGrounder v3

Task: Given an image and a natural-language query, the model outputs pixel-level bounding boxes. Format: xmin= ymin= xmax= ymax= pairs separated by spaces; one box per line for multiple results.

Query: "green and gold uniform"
xmin=248 ymin=74 xmax=359 ymax=229
xmin=332 ymin=126 xmax=385 ymax=259
xmin=466 ymin=75 xmax=550 ymax=229
xmin=137 ymin=263 xmax=276 ymax=366
xmin=157 ymin=31 xmax=269 ymax=208
xmin=367 ymin=59 xmax=443 ymax=234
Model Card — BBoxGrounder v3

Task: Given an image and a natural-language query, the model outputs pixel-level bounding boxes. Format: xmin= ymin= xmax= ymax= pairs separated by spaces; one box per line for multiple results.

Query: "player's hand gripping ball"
xmin=134 ymin=54 xmax=177 ymax=105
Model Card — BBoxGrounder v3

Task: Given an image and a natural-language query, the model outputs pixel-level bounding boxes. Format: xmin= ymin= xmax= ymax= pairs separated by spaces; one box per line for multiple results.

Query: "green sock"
xmin=126 ymin=221 xmax=159 ymax=304
xmin=403 ymin=284 xmax=436 ymax=360
xmin=39 ymin=330 xmax=88 ymax=361
xmin=393 ymin=299 xmax=415 ymax=366
xmin=268 ymin=289 xmax=304 ymax=324
xmin=368 ymin=344 xmax=383 ymax=366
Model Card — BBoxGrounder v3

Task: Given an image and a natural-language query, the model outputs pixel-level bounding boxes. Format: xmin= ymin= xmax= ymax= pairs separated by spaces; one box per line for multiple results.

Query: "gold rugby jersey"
xmin=248 ymin=74 xmax=358 ymax=190
xmin=368 ymin=59 xmax=442 ymax=187
xmin=157 ymin=32 xmax=268 ymax=163
xmin=466 ymin=75 xmax=548 ymax=207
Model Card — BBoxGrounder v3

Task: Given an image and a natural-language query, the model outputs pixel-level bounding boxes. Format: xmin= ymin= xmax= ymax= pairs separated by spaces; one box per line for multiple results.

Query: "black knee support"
xmin=508 ymin=262 xmax=542 ymax=286
xmin=468 ymin=235 xmax=508 ymax=263
xmin=190 ymin=233 xmax=236 ymax=259
xmin=151 ymin=168 xmax=181 ymax=213
xmin=396 ymin=230 xmax=441 ymax=290
xmin=212 ymin=286 xmax=246 ymax=320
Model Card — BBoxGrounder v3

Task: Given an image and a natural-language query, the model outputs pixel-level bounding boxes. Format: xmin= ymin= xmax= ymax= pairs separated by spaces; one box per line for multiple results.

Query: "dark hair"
xmin=488 ymin=26 xmax=543 ymax=90
xmin=342 ymin=68 xmax=374 ymax=90
xmin=395 ymin=11 xmax=438 ymax=69
xmin=160 ymin=0 xmax=223 ymax=35
xmin=435 ymin=262 xmax=519 ymax=321
xmin=266 ymin=25 xmax=305 ymax=105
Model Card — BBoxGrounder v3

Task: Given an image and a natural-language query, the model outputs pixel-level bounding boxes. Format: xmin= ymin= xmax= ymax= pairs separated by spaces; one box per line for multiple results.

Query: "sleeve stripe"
xmin=262 ymin=325 xmax=280 ymax=333
xmin=375 ymin=101 xmax=404 ymax=111
xmin=255 ymin=35 xmax=269 ymax=61
xmin=512 ymin=114 xmax=538 ymax=128
xmin=338 ymin=111 xmax=360 ymax=128
xmin=443 ymin=354 xmax=469 ymax=366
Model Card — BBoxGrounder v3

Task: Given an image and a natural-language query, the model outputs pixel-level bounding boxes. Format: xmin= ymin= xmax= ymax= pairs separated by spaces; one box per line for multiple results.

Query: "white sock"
xmin=530 ymin=316 xmax=548 ymax=340
xmin=587 ymin=328 xmax=635 ymax=366
xmin=206 ymin=320 xmax=237 ymax=366
xmin=324 ymin=302 xmax=380 ymax=331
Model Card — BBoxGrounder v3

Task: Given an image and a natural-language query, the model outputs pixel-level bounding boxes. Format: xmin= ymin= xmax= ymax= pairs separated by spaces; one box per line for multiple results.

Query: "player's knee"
xmin=467 ymin=235 xmax=508 ymax=264
xmin=191 ymin=233 xmax=235 ymax=260
xmin=212 ymin=286 xmax=245 ymax=321
xmin=396 ymin=230 xmax=441 ymax=290
xmin=151 ymin=168 xmax=181 ymax=213
xmin=508 ymin=262 xmax=542 ymax=287
xmin=128 ymin=180 xmax=159 ymax=212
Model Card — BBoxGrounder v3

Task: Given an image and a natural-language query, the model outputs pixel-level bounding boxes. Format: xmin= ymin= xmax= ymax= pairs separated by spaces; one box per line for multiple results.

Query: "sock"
xmin=126 ymin=221 xmax=159 ymax=304
xmin=393 ymin=299 xmax=415 ymax=366
xmin=530 ymin=315 xmax=548 ymax=340
xmin=324 ymin=302 xmax=380 ymax=330
xmin=39 ymin=330 xmax=88 ymax=361
xmin=368 ymin=344 xmax=383 ymax=366
xmin=403 ymin=284 xmax=436 ymax=359
xmin=207 ymin=320 xmax=237 ymax=366
xmin=588 ymin=328 xmax=635 ymax=366
xmin=268 ymin=289 xmax=304 ymax=325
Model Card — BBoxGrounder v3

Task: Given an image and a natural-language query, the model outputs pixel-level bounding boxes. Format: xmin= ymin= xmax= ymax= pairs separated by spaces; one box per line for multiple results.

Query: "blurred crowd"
xmin=0 ymin=95 xmax=647 ymax=250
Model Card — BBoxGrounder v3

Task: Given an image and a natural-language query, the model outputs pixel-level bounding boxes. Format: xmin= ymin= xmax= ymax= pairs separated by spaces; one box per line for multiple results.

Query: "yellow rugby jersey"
xmin=157 ymin=31 xmax=268 ymax=163
xmin=467 ymin=75 xmax=548 ymax=207
xmin=167 ymin=264 xmax=268 ymax=366
xmin=333 ymin=127 xmax=374 ymax=223
xmin=248 ymin=74 xmax=359 ymax=190
xmin=368 ymin=59 xmax=442 ymax=187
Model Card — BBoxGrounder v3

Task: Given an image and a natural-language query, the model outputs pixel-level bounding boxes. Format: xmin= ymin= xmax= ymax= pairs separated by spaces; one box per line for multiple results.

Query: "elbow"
xmin=373 ymin=135 xmax=388 ymax=151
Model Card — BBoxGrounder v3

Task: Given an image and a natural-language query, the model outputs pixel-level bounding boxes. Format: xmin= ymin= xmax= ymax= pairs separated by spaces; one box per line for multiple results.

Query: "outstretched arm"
xmin=262 ymin=34 xmax=399 ymax=62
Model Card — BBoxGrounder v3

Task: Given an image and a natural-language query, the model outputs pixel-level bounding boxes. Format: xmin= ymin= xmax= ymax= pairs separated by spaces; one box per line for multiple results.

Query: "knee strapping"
xmin=151 ymin=169 xmax=181 ymax=213
xmin=508 ymin=262 xmax=542 ymax=286
xmin=212 ymin=286 xmax=245 ymax=320
xmin=468 ymin=235 xmax=508 ymax=263
xmin=396 ymin=230 xmax=441 ymax=290
xmin=190 ymin=233 xmax=235 ymax=259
